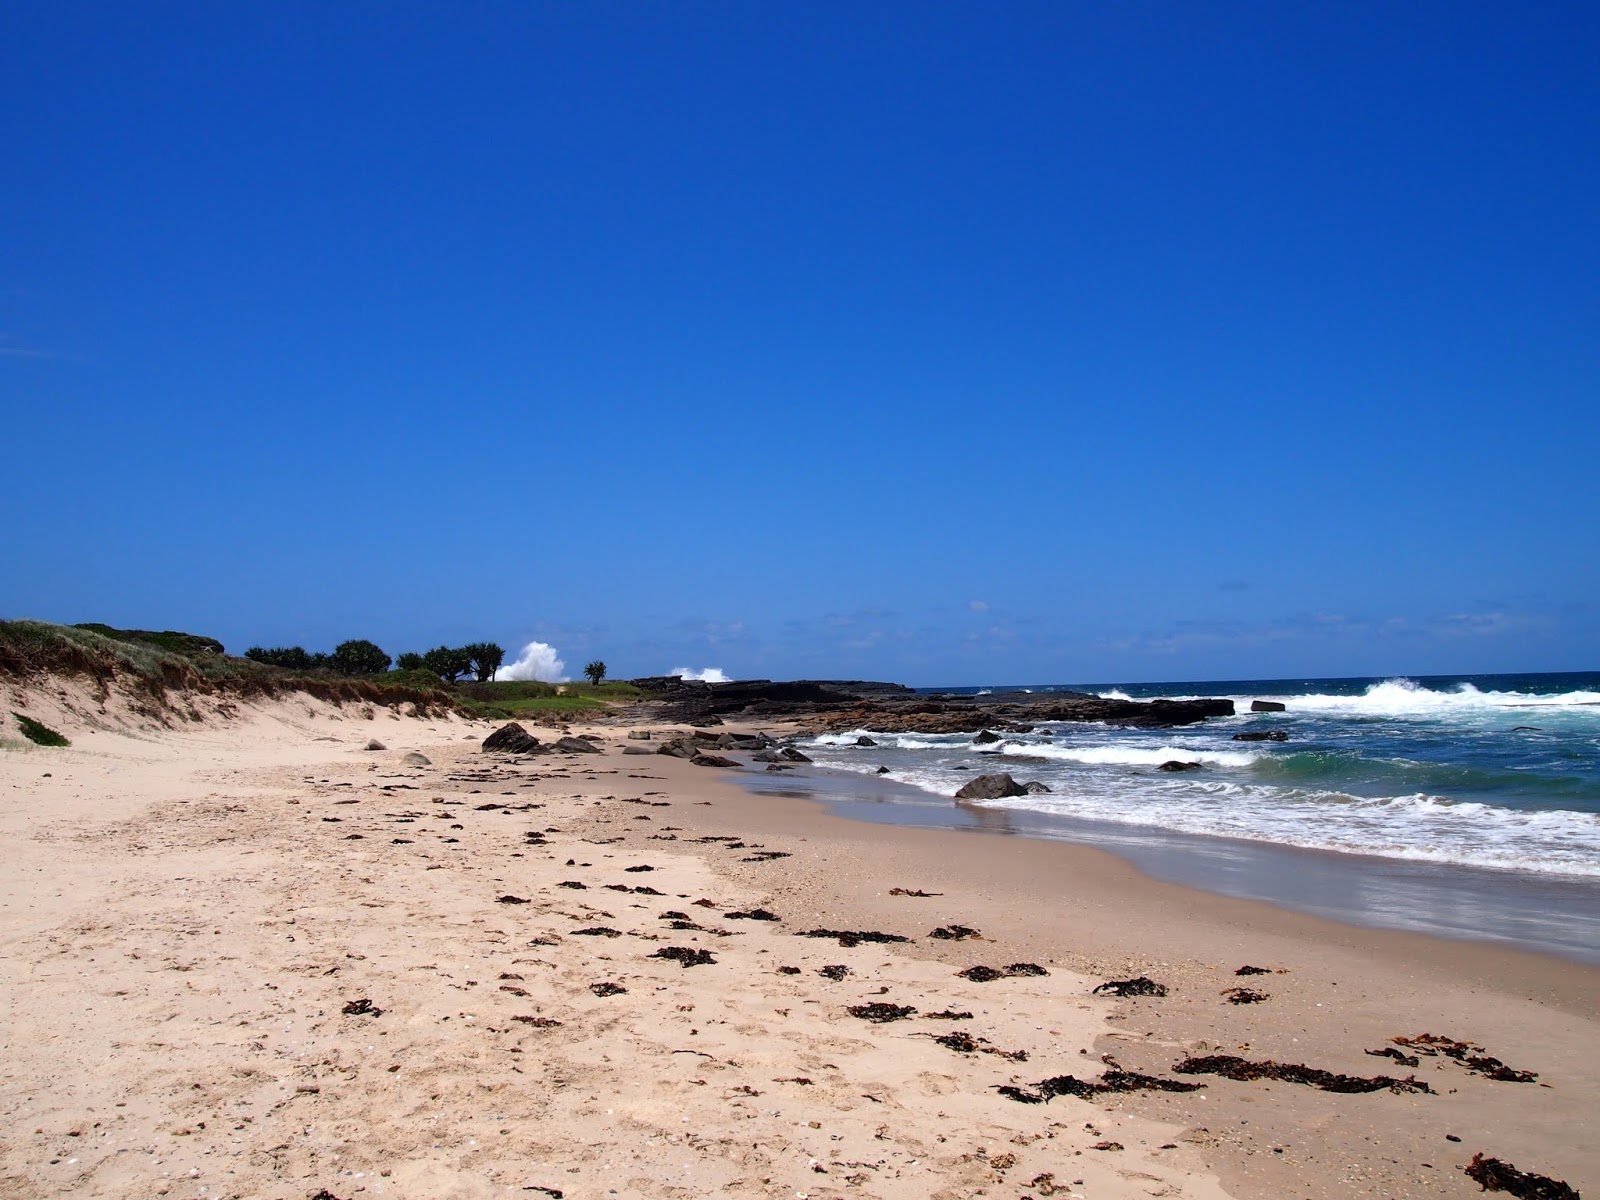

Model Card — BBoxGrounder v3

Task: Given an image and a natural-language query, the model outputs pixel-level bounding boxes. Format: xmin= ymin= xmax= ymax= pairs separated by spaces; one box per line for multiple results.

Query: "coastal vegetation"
xmin=0 ymin=620 xmax=642 ymax=724
xmin=12 ymin=711 xmax=70 ymax=746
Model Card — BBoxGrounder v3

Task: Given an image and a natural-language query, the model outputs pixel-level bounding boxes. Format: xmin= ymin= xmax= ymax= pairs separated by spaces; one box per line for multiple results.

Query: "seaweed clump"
xmin=800 ymin=928 xmax=911 ymax=948
xmin=1222 ymin=987 xmax=1269 ymax=1004
xmin=997 ymin=1070 xmax=1202 ymax=1105
xmin=1463 ymin=1153 xmax=1580 ymax=1198
xmin=1173 ymin=1054 xmax=1431 ymax=1095
xmin=958 ymin=963 xmax=1049 ymax=982
xmin=651 ymin=946 xmax=716 ymax=968
xmin=1093 ymin=976 xmax=1168 ymax=997
xmin=847 ymin=1002 xmax=917 ymax=1023
xmin=1391 ymin=1034 xmax=1539 ymax=1083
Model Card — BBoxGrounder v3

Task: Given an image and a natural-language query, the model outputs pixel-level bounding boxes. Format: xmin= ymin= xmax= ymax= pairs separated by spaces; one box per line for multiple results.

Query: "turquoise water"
xmin=803 ymin=673 xmax=1600 ymax=879
xmin=764 ymin=673 xmax=1600 ymax=961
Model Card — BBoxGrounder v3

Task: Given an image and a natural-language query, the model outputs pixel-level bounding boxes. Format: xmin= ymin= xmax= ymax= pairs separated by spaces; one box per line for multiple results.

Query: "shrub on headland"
xmin=245 ymin=645 xmax=322 ymax=670
xmin=331 ymin=639 xmax=391 ymax=676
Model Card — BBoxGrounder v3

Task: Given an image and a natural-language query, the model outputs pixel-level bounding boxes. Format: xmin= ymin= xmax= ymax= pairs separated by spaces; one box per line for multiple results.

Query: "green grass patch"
xmin=13 ymin=712 xmax=69 ymax=747
xmin=498 ymin=695 xmax=609 ymax=713
xmin=73 ymin=622 xmax=226 ymax=658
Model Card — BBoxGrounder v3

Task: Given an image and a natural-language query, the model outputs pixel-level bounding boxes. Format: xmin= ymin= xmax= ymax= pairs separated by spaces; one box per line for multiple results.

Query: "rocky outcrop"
xmin=1158 ymin=760 xmax=1202 ymax=772
xmin=973 ymin=730 xmax=1001 ymax=744
xmin=691 ymin=753 xmax=739 ymax=768
xmin=624 ymin=677 xmax=1235 ymax=735
xmin=1233 ymin=729 xmax=1289 ymax=742
xmin=483 ymin=723 xmax=541 ymax=754
xmin=954 ymin=773 xmax=1029 ymax=800
xmin=554 ymin=736 xmax=601 ymax=754
xmin=401 ymin=751 xmax=431 ymax=766
xmin=1251 ymin=700 xmax=1287 ymax=713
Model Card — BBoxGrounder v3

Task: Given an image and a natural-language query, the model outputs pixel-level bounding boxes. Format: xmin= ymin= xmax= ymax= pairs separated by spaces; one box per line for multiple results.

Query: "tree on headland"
xmin=331 ymin=639 xmax=392 ymax=676
xmin=245 ymin=645 xmax=315 ymax=670
xmin=465 ymin=642 xmax=505 ymax=682
xmin=583 ymin=660 xmax=607 ymax=685
xmin=423 ymin=645 xmax=474 ymax=682
xmin=395 ymin=652 xmax=425 ymax=672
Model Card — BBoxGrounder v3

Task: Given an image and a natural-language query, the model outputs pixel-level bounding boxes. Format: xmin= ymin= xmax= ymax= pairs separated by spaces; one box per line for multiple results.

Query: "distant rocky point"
xmin=628 ymin=677 xmax=1234 ymax=732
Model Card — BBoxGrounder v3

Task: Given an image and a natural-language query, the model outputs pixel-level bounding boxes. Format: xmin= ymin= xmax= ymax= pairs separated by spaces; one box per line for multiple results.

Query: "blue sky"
xmin=3 ymin=2 xmax=1597 ymax=685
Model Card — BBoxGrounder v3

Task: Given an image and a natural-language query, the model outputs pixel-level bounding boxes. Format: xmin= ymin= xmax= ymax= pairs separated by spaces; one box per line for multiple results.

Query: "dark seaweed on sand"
xmin=889 ymin=887 xmax=942 ymax=896
xmin=847 ymin=1002 xmax=917 ymax=1022
xmin=800 ymin=928 xmax=911 ymax=947
xmin=930 ymin=925 xmax=981 ymax=940
xmin=1464 ymin=1152 xmax=1580 ymax=1199
xmin=1366 ymin=1046 xmax=1422 ymax=1068
xmin=742 ymin=850 xmax=792 ymax=862
xmin=652 ymin=946 xmax=716 ymax=968
xmin=817 ymin=964 xmax=851 ymax=980
xmin=1223 ymin=987 xmax=1269 ymax=1004
xmin=496 ymin=894 xmax=531 ymax=905
xmin=1173 ymin=1054 xmax=1431 ymax=1094
xmin=725 ymin=908 xmax=780 ymax=921
xmin=1391 ymin=1034 xmax=1539 ymax=1083
xmin=589 ymin=981 xmax=627 ymax=996
xmin=931 ymin=1031 xmax=1028 ymax=1061
xmin=511 ymin=1016 xmax=563 ymax=1028
xmin=1235 ymin=964 xmax=1273 ymax=975
xmin=997 ymin=1069 xmax=1202 ymax=1104
xmin=923 ymin=1009 xmax=974 ymax=1020
xmin=1093 ymin=976 xmax=1168 ymax=997
xmin=958 ymin=963 xmax=1048 ymax=982
xmin=341 ymin=998 xmax=382 ymax=1017
xmin=571 ymin=926 xmax=621 ymax=937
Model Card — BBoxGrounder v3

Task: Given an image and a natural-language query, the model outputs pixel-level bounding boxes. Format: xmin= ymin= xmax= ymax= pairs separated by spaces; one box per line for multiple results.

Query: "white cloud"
xmin=968 ymin=599 xmax=989 ymax=613
xmin=671 ymin=666 xmax=731 ymax=683
xmin=500 ymin=641 xmax=568 ymax=682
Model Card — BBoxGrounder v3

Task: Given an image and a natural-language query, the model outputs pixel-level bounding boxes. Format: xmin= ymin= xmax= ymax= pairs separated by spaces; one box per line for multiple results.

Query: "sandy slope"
xmin=1 ymin=689 xmax=1231 ymax=1200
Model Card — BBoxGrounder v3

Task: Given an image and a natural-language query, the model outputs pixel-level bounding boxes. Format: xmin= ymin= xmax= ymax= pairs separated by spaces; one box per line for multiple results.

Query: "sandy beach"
xmin=2 ymin=689 xmax=1594 ymax=1200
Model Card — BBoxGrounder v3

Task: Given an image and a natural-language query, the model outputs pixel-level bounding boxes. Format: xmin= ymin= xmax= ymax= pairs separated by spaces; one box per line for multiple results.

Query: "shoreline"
xmin=2 ymin=692 xmax=1594 ymax=1199
xmin=737 ymin=759 xmax=1600 ymax=967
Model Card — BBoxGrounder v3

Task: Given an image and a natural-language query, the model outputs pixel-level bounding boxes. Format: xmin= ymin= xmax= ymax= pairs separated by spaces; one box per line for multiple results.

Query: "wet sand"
xmin=739 ymin=765 xmax=1600 ymax=966
xmin=1 ymin=692 xmax=1594 ymax=1199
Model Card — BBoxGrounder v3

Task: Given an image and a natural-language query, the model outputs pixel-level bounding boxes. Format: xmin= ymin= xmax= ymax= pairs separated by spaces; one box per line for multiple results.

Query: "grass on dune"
xmin=12 ymin=712 xmax=70 ymax=747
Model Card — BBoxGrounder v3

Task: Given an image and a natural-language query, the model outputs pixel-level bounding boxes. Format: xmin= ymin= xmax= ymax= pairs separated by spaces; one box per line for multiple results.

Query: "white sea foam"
xmin=500 ymin=641 xmax=568 ymax=682
xmin=809 ymin=730 xmax=974 ymax=750
xmin=997 ymin=742 xmax=1262 ymax=768
xmin=671 ymin=666 xmax=732 ymax=683
xmin=1245 ymin=678 xmax=1600 ymax=717
xmin=982 ymin=786 xmax=1600 ymax=877
xmin=802 ymin=751 xmax=1600 ymax=877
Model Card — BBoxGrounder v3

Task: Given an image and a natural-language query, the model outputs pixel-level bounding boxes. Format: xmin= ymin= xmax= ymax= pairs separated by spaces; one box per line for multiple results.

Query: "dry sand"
xmin=1 ymin=688 xmax=1594 ymax=1200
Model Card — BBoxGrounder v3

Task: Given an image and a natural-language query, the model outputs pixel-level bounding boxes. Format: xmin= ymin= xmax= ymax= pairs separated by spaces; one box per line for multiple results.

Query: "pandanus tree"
xmin=583 ymin=660 xmax=607 ymax=685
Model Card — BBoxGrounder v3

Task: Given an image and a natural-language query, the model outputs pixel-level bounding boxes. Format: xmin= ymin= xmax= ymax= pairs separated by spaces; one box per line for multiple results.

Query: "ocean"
xmin=744 ymin=672 xmax=1600 ymax=963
